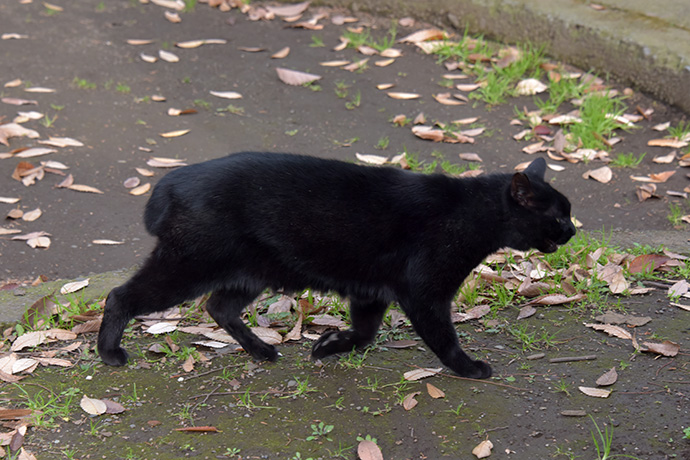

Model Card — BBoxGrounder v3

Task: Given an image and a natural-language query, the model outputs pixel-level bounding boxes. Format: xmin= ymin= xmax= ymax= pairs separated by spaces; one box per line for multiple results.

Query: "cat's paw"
xmin=249 ymin=342 xmax=279 ymax=362
xmin=311 ymin=330 xmax=354 ymax=359
xmin=99 ymin=346 xmax=129 ymax=367
xmin=464 ymin=360 xmax=492 ymax=379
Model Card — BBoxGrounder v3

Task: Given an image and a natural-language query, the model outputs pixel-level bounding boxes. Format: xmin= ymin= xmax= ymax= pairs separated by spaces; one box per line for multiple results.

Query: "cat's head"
xmin=507 ymin=158 xmax=576 ymax=253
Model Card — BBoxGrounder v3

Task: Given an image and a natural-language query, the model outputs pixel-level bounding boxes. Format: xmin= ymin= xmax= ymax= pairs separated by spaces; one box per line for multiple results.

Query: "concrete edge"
xmin=307 ymin=0 xmax=690 ymax=114
xmin=1 ymin=231 xmax=687 ymax=326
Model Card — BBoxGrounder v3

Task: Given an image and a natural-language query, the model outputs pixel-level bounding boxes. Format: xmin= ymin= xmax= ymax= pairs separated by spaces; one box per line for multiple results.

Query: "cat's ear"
xmin=523 ymin=157 xmax=546 ymax=179
xmin=510 ymin=173 xmax=535 ymax=208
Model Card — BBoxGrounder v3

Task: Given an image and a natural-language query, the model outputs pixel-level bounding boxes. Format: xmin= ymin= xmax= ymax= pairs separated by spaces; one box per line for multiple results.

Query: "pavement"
xmin=0 ymin=0 xmax=689 ymax=324
xmin=339 ymin=0 xmax=690 ymax=113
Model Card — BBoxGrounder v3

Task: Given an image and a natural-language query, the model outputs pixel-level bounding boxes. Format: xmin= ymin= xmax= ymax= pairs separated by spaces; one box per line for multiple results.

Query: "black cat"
xmin=97 ymin=152 xmax=575 ymax=379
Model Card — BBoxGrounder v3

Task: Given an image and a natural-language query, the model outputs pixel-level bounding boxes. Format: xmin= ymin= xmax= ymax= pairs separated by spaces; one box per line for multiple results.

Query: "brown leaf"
xmin=398 ymin=28 xmax=446 ymax=43
xmin=72 ymin=319 xmax=102 ymax=334
xmin=529 ymin=293 xmax=586 ymax=306
xmin=159 ymin=129 xmax=190 ymax=138
xmin=472 ymin=439 xmax=493 ymax=459
xmin=9 ymin=425 xmax=26 ymax=453
xmin=402 ymin=391 xmax=419 ymax=410
xmin=11 ymin=162 xmax=36 ymax=181
xmin=158 ymin=49 xmax=180 ymax=62
xmin=583 ymin=166 xmax=612 ymax=183
xmin=182 ymin=354 xmax=195 ymax=373
xmin=271 ymin=46 xmax=290 ymax=59
xmin=22 ymin=294 xmax=58 ymax=328
xmin=628 ymin=254 xmax=670 ymax=273
xmin=596 ymin=367 xmax=618 ymax=386
xmin=265 ymin=1 xmax=310 ymax=17
xmin=584 ymin=323 xmax=632 ymax=340
xmin=60 ymin=279 xmax=89 ymax=295
xmin=209 ymin=91 xmax=242 ymax=100
xmin=426 ymin=383 xmax=445 ymax=399
xmin=56 ymin=174 xmax=74 ymax=188
xmin=387 ymin=91 xmax=420 ymax=100
xmin=579 ymin=386 xmax=611 ymax=398
xmin=669 ymin=279 xmax=689 ymax=297
xmin=357 ymin=439 xmax=384 ymax=460
xmin=130 ymin=183 xmax=151 ymax=196
xmin=276 ymin=67 xmax=321 ymax=86
xmin=7 ymin=208 xmax=23 ymax=219
xmin=636 ymin=183 xmax=658 ymax=202
xmin=458 ymin=153 xmax=482 ymax=162
xmin=403 ymin=367 xmax=442 ymax=381
xmin=102 ymin=399 xmax=126 ymax=414
xmin=80 ymin=395 xmax=107 ymax=415
xmin=653 ymin=151 xmax=677 ymax=164
xmin=517 ymin=305 xmax=536 ymax=320
xmin=433 ymin=93 xmax=464 ymax=106
xmin=68 ymin=184 xmax=104 ymax=194
xmin=647 ymin=138 xmax=688 ymax=148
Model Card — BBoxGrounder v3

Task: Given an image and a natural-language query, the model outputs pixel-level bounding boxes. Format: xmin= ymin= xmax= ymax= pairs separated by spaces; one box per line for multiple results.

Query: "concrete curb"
xmin=311 ymin=0 xmax=690 ymax=113
xmin=1 ymin=230 xmax=687 ymax=326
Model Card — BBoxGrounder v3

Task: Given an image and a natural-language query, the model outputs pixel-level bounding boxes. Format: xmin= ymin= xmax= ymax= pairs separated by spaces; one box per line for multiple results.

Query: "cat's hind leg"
xmin=399 ymin=297 xmax=492 ymax=379
xmin=205 ymin=288 xmax=278 ymax=362
xmin=311 ymin=298 xmax=388 ymax=359
xmin=98 ymin=255 xmax=204 ymax=366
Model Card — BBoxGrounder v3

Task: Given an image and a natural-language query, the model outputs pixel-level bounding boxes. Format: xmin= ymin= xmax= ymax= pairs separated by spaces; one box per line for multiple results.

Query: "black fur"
xmin=97 ymin=152 xmax=575 ymax=379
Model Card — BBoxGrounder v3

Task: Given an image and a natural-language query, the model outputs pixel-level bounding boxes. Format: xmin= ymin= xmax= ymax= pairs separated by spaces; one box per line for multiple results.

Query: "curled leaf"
xmin=276 ymin=67 xmax=321 ymax=86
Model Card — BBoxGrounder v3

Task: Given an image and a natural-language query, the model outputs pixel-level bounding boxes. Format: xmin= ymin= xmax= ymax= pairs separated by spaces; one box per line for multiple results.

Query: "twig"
xmin=474 ymin=426 xmax=509 ymax=436
xmin=655 ymin=359 xmax=675 ymax=377
xmin=410 ymin=365 xmax=528 ymax=391
xmin=549 ymin=355 xmax=597 ymax=363
xmin=182 ymin=364 xmax=244 ymax=380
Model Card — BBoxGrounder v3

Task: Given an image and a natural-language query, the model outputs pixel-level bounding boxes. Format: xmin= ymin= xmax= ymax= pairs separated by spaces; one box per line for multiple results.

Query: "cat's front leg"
xmin=312 ymin=298 xmax=388 ymax=359
xmin=399 ymin=296 xmax=492 ymax=379
xmin=206 ymin=288 xmax=279 ymax=362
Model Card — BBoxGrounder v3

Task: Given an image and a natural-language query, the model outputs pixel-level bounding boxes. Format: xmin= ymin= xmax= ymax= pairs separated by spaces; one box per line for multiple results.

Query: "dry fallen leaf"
xmin=398 ymin=28 xmax=446 ymax=44
xmin=357 ymin=440 xmax=383 ymax=460
xmin=92 ymin=239 xmax=124 ymax=245
xmin=276 ymin=67 xmax=321 ymax=86
xmin=60 ymin=279 xmax=89 ymax=295
xmin=515 ymin=78 xmax=547 ymax=95
xmin=271 ymin=46 xmax=290 ymax=59
xmin=387 ymin=92 xmax=420 ymax=100
xmin=472 ymin=439 xmax=493 ymax=459
xmin=130 ymin=183 xmax=152 ymax=196
xmin=265 ymin=1 xmax=310 ymax=17
xmin=355 ymin=153 xmax=388 ymax=165
xmin=426 ymin=383 xmax=445 ymax=399
xmin=596 ymin=367 xmax=618 ymax=386
xmin=653 ymin=151 xmax=677 ymax=164
xmin=21 ymin=208 xmax=42 ymax=222
xmin=668 ymin=279 xmax=688 ymax=297
xmin=158 ymin=50 xmax=180 ymax=63
xmin=80 ymin=395 xmax=107 ymax=416
xmin=583 ymin=166 xmax=613 ymax=183
xmin=159 ymin=129 xmax=190 ymax=138
xmin=584 ymin=323 xmax=632 ymax=340
xmin=403 ymin=367 xmax=442 ymax=381
xmin=209 ymin=90 xmax=243 ymax=99
xmin=579 ymin=386 xmax=611 ymax=398
xmin=402 ymin=391 xmax=420 ymax=410
xmin=647 ymin=138 xmax=688 ymax=148
xmin=67 ymin=184 xmax=104 ymax=194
